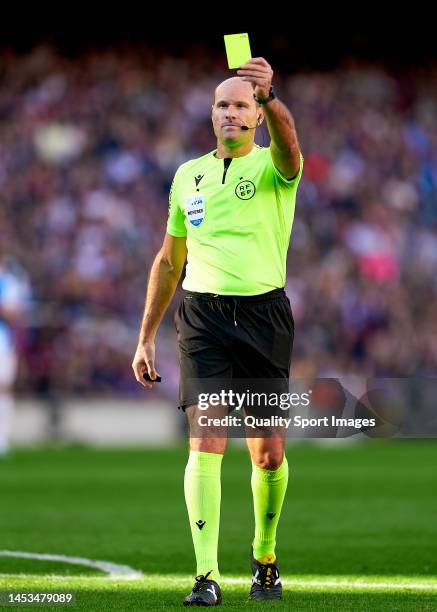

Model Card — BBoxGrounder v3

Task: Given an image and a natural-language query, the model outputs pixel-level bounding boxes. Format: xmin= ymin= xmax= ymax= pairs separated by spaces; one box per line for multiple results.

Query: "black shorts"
xmin=174 ymin=288 xmax=294 ymax=411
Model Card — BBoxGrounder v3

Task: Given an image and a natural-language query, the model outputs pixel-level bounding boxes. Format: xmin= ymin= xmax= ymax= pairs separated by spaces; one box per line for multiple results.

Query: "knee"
xmin=252 ymin=450 xmax=284 ymax=470
xmin=190 ymin=438 xmax=227 ymax=455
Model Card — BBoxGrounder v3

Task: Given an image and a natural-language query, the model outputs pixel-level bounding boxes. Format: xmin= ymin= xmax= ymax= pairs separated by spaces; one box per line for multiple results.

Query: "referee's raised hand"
xmin=132 ymin=341 xmax=159 ymax=389
xmin=236 ymin=57 xmax=273 ymax=101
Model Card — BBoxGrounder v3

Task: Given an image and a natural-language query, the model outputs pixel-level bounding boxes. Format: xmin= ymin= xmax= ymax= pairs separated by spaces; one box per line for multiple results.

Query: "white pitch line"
xmin=0 ymin=562 xmax=436 ymax=593
xmin=224 ymin=577 xmax=437 ymax=591
xmin=140 ymin=575 xmax=437 ymax=592
xmin=0 ymin=551 xmax=142 ymax=579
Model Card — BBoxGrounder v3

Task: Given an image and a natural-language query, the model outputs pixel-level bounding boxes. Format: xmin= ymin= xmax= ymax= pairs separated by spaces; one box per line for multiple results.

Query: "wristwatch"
xmin=254 ymin=86 xmax=276 ymax=105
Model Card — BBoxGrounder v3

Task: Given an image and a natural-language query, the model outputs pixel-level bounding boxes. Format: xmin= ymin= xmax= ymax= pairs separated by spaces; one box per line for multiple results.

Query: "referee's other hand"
xmin=132 ymin=341 xmax=159 ymax=389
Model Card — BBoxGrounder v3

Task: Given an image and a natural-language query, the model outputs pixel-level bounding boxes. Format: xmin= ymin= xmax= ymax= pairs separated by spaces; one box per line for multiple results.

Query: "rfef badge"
xmin=185 ymin=195 xmax=205 ymax=226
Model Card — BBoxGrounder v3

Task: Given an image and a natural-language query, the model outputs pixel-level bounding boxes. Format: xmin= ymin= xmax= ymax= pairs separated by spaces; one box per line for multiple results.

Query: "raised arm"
xmin=237 ymin=57 xmax=301 ymax=179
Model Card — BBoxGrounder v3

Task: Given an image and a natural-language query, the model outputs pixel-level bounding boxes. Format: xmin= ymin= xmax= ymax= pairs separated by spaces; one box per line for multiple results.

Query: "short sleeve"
xmin=270 ymin=149 xmax=304 ymax=188
xmin=166 ymin=169 xmax=187 ymax=237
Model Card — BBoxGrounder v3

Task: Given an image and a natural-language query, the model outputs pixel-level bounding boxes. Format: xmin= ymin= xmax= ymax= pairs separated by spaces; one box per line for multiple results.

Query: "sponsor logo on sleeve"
xmin=185 ymin=195 xmax=205 ymax=226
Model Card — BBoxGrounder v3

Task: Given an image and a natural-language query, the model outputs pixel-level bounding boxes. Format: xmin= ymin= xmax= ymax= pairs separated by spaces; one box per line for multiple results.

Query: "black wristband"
xmin=254 ymin=86 xmax=276 ymax=105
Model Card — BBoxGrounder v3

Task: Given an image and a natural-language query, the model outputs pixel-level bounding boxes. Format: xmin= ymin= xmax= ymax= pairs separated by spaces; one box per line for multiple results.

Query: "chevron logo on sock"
xmin=266 ymin=512 xmax=276 ymax=520
xmin=196 ymin=520 xmax=206 ymax=530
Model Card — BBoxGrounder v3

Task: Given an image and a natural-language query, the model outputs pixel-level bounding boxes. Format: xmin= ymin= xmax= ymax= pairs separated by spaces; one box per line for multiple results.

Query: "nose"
xmin=225 ymin=105 xmax=237 ymax=121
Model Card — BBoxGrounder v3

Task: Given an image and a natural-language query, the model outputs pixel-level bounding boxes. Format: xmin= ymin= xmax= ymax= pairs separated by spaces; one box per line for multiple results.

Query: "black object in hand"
xmin=143 ymin=372 xmax=162 ymax=383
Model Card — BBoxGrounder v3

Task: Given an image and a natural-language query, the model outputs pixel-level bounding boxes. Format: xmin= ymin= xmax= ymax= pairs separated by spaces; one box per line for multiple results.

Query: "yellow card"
xmin=224 ymin=33 xmax=252 ymax=69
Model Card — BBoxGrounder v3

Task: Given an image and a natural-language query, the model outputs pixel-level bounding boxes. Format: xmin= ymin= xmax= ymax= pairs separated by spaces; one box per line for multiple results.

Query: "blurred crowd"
xmin=0 ymin=45 xmax=436 ymax=398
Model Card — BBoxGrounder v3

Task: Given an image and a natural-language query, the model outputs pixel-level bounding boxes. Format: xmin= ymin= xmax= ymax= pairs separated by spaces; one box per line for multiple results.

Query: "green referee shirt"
xmin=166 ymin=144 xmax=303 ymax=296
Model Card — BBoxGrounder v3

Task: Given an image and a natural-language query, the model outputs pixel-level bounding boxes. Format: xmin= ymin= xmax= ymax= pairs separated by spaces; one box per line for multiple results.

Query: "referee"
xmin=133 ymin=57 xmax=303 ymax=606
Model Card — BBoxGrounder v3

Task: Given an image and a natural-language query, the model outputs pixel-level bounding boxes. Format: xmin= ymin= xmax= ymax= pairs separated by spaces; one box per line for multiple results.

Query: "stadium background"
xmin=2 ymin=31 xmax=437 ymax=396
xmin=0 ymin=22 xmax=436 ymax=611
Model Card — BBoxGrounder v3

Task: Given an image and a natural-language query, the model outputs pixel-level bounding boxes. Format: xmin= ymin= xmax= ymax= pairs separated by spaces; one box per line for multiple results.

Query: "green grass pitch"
xmin=0 ymin=440 xmax=436 ymax=610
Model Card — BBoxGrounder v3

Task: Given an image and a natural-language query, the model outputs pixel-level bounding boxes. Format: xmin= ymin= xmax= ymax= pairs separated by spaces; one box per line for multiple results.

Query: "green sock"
xmin=251 ymin=455 xmax=289 ymax=560
xmin=184 ymin=450 xmax=223 ymax=579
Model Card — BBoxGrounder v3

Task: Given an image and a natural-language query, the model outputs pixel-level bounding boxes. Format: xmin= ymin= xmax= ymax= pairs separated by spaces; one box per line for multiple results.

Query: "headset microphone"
xmin=241 ymin=117 xmax=261 ymax=130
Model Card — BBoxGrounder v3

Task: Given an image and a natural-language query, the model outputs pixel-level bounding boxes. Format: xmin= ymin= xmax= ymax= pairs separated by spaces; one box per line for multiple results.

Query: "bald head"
xmin=214 ymin=77 xmax=256 ymax=107
xmin=211 ymin=76 xmax=262 ymax=152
